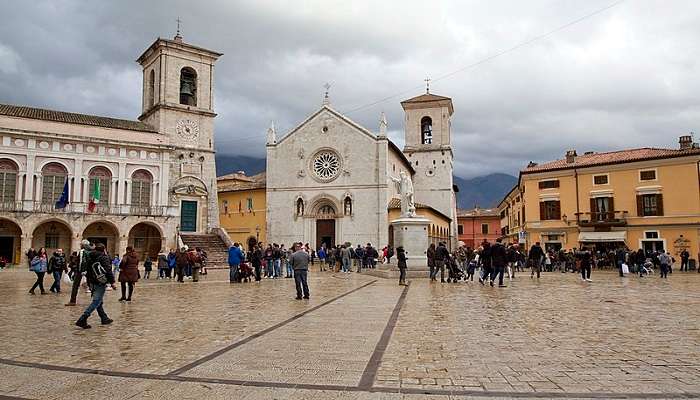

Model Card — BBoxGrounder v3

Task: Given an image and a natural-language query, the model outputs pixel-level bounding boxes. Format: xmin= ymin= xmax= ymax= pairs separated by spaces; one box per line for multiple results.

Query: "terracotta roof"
xmin=0 ymin=103 xmax=157 ymax=133
xmin=217 ymin=172 xmax=266 ymax=192
xmin=387 ymin=198 xmax=451 ymax=221
xmin=457 ymin=207 xmax=499 ymax=218
xmin=522 ymin=147 xmax=700 ymax=174
xmin=217 ymin=172 xmax=255 ymax=182
xmin=400 ymin=92 xmax=453 ymax=115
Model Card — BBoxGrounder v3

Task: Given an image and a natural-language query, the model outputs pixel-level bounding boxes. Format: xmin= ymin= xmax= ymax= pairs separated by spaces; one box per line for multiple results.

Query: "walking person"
xmin=479 ymin=242 xmax=493 ymax=285
xmin=187 ymin=247 xmax=203 ymax=282
xmin=659 ymin=250 xmax=672 ymax=279
xmin=157 ymin=252 xmax=168 ymax=279
xmin=175 ymin=247 xmax=189 ymax=282
xmin=65 ymin=240 xmax=93 ymax=306
xmin=167 ymin=249 xmax=176 ymax=279
xmin=143 ymin=256 xmax=153 ymax=279
xmin=427 ymin=243 xmax=436 ymax=281
xmin=264 ymin=244 xmax=274 ymax=276
xmin=118 ymin=247 xmax=139 ymax=302
xmin=528 ymin=242 xmax=544 ymax=279
xmin=29 ymin=248 xmax=48 ymax=295
xmin=272 ymin=244 xmax=282 ymax=278
xmin=75 ymin=243 xmax=116 ymax=329
xmin=290 ymin=242 xmax=310 ymax=300
xmin=680 ymin=249 xmax=690 ymax=272
xmin=579 ymin=248 xmax=592 ymax=282
xmin=26 ymin=247 xmax=37 ymax=271
xmin=317 ymin=246 xmax=326 ymax=272
xmin=397 ymin=246 xmax=408 ymax=286
xmin=340 ymin=244 xmax=351 ymax=273
xmin=490 ymin=238 xmax=508 ymax=288
xmin=251 ymin=244 xmax=263 ymax=282
xmin=355 ymin=244 xmax=364 ymax=273
xmin=48 ymin=248 xmax=68 ymax=293
xmin=228 ymin=242 xmax=243 ymax=283
xmin=433 ymin=242 xmax=449 ymax=283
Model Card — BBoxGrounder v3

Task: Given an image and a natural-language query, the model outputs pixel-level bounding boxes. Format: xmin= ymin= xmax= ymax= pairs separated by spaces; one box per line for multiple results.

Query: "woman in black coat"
xmin=397 ymin=246 xmax=407 ymax=286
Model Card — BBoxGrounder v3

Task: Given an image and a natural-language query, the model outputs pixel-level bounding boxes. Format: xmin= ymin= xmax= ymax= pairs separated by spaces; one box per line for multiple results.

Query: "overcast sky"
xmin=1 ymin=0 xmax=699 ymax=178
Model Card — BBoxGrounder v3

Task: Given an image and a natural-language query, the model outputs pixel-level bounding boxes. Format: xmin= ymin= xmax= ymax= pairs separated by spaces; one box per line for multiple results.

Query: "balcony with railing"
xmin=0 ymin=201 xmax=175 ymax=218
xmin=575 ymin=211 xmax=628 ymax=227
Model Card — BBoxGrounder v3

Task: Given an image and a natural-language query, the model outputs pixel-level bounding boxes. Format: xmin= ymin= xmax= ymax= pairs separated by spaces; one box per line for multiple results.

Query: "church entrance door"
xmin=316 ymin=219 xmax=335 ymax=250
xmin=180 ymin=200 xmax=197 ymax=232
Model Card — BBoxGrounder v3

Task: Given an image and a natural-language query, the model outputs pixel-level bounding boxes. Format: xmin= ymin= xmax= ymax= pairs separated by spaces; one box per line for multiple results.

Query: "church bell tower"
xmin=136 ymin=31 xmax=223 ymax=233
xmin=401 ymin=90 xmax=458 ymax=246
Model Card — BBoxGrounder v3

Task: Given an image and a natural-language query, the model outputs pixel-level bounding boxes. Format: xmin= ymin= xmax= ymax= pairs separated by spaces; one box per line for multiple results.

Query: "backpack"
xmin=90 ymin=260 xmax=108 ymax=284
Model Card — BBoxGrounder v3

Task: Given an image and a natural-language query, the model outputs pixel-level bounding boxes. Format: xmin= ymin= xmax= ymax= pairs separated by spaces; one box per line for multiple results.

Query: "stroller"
xmin=446 ymin=256 xmax=465 ymax=283
xmin=640 ymin=259 xmax=654 ymax=276
xmin=237 ymin=262 xmax=254 ymax=282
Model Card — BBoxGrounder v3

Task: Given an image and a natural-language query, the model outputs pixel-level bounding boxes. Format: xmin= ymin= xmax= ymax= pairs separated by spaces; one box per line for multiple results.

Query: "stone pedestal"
xmin=391 ymin=216 xmax=430 ymax=270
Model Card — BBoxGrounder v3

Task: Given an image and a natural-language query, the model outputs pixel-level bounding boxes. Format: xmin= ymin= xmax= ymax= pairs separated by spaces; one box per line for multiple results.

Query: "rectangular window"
xmin=540 ymin=200 xmax=561 ymax=220
xmin=45 ymin=233 xmax=59 ymax=249
xmin=89 ymin=177 xmax=111 ymax=205
xmin=593 ymin=175 xmax=608 ymax=185
xmin=131 ymin=180 xmax=151 ymax=208
xmin=645 ymin=231 xmax=659 ymax=239
xmin=538 ymin=180 xmax=559 ymax=189
xmin=221 ymin=200 xmax=229 ymax=214
xmin=0 ymin=172 xmax=17 ymax=203
xmin=247 ymin=197 xmax=253 ymax=211
xmin=640 ymin=170 xmax=656 ymax=181
xmin=457 ymin=225 xmax=464 ymax=235
xmin=638 ymin=194 xmax=663 ymax=216
xmin=481 ymin=223 xmax=489 ymax=235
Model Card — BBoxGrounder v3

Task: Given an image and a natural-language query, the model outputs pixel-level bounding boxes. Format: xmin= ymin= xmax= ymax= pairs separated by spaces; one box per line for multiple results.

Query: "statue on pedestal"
xmin=392 ymin=171 xmax=416 ymax=218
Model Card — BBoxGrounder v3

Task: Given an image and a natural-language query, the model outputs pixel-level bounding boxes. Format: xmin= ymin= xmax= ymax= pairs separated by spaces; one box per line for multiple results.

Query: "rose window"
xmin=312 ymin=151 xmax=340 ymax=181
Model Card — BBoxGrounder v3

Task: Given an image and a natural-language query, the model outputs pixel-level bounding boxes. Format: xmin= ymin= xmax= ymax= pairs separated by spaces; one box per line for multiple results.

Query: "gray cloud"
xmin=1 ymin=0 xmax=700 ymax=178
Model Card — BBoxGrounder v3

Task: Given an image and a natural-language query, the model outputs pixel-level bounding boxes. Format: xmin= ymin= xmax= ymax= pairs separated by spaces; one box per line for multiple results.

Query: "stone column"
xmin=117 ymin=163 xmax=126 ymax=204
xmin=34 ymin=175 xmax=42 ymax=204
xmin=20 ymin=234 xmax=32 ymax=269
xmin=125 ymin=179 xmax=132 ymax=205
xmin=24 ymin=155 xmax=35 ymax=201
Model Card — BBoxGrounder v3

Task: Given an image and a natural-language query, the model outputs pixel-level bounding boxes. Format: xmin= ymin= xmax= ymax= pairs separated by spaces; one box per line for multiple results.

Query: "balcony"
xmin=0 ymin=201 xmax=175 ymax=218
xmin=575 ymin=211 xmax=628 ymax=227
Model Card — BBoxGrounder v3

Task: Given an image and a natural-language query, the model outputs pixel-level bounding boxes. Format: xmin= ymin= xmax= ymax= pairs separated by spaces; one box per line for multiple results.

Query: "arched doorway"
xmin=32 ymin=220 xmax=72 ymax=255
xmin=0 ymin=218 xmax=22 ymax=264
xmin=313 ymin=202 xmax=338 ymax=250
xmin=128 ymin=222 xmax=162 ymax=260
xmin=83 ymin=221 xmax=119 ymax=256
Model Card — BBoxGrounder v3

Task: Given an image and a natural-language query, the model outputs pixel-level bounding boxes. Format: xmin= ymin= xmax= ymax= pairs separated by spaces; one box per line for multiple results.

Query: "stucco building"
xmin=519 ymin=136 xmax=700 ymax=259
xmin=457 ymin=207 xmax=501 ymax=249
xmin=217 ymin=171 xmax=267 ymax=249
xmin=265 ymin=92 xmax=458 ymax=250
xmin=0 ymin=33 xmax=224 ymax=264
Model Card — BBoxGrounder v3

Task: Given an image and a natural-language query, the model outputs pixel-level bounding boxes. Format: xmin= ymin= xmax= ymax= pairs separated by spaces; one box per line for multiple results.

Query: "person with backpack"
xmin=65 ymin=240 xmax=93 ymax=306
xmin=75 ymin=243 xmax=116 ymax=329
xmin=118 ymin=247 xmax=140 ymax=302
xmin=433 ymin=242 xmax=449 ymax=283
xmin=187 ymin=247 xmax=202 ymax=282
xmin=48 ymin=248 xmax=68 ymax=293
xmin=29 ymin=248 xmax=48 ymax=295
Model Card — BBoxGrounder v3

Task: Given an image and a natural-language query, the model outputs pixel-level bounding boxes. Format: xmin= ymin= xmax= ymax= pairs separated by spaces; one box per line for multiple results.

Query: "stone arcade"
xmin=0 ymin=33 xmax=224 ymax=264
xmin=265 ymin=91 xmax=458 ymax=252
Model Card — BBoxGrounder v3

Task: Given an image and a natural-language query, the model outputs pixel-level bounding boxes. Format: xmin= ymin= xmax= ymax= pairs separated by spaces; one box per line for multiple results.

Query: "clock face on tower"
xmin=176 ymin=119 xmax=200 ymax=141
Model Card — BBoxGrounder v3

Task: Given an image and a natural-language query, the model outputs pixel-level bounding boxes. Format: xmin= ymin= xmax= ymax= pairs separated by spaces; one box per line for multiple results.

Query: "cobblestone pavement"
xmin=0 ymin=266 xmax=699 ymax=399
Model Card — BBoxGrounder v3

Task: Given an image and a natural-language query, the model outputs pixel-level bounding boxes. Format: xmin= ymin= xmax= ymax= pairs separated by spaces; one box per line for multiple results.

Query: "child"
xmin=466 ymin=254 xmax=478 ymax=281
xmin=112 ymin=254 xmax=121 ymax=274
xmin=143 ymin=256 xmax=152 ymax=279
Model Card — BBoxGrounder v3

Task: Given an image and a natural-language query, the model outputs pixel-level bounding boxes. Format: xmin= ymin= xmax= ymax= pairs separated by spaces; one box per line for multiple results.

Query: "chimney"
xmin=527 ymin=161 xmax=538 ymax=168
xmin=565 ymin=149 xmax=577 ymax=164
xmin=679 ymin=134 xmax=693 ymax=150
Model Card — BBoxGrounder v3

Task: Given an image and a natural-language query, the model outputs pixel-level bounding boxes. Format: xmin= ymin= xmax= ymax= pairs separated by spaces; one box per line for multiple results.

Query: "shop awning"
xmin=578 ymin=231 xmax=626 ymax=243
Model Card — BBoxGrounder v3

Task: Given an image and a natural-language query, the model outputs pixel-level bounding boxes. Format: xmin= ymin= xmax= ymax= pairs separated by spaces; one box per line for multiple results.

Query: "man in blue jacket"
xmin=228 ymin=243 xmax=244 ymax=283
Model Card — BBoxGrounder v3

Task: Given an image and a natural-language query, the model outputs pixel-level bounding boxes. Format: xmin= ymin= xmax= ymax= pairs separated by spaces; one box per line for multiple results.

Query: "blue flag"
xmin=55 ymin=179 xmax=69 ymax=209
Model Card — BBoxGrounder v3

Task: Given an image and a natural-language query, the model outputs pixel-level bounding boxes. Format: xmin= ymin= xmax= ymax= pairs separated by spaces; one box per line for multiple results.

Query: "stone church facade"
xmin=266 ymin=92 xmax=458 ymax=249
xmin=0 ymin=33 xmax=222 ymax=265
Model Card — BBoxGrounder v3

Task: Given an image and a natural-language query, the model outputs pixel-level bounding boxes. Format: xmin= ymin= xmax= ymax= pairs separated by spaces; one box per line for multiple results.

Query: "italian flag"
xmin=88 ymin=179 xmax=100 ymax=212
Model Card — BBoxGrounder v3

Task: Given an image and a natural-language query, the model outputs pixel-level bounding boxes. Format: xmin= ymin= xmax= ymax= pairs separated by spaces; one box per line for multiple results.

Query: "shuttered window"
xmin=637 ymin=194 xmax=663 ymax=216
xmin=538 ymin=180 xmax=559 ymax=189
xmin=640 ymin=170 xmax=656 ymax=181
xmin=539 ymin=201 xmax=561 ymax=220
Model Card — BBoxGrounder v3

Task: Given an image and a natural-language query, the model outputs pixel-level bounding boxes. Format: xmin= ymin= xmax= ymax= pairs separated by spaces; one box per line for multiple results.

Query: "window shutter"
xmin=554 ymin=201 xmax=561 ymax=220
xmin=636 ymin=195 xmax=644 ymax=217
xmin=539 ymin=202 xmax=545 ymax=220
xmin=590 ymin=198 xmax=597 ymax=214
xmin=656 ymin=194 xmax=663 ymax=216
xmin=538 ymin=181 xmax=544 ymax=189
xmin=608 ymin=197 xmax=615 ymax=219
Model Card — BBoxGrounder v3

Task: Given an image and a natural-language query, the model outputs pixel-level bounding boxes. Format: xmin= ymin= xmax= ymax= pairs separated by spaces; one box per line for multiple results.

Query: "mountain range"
xmin=215 ymin=155 xmax=517 ymax=209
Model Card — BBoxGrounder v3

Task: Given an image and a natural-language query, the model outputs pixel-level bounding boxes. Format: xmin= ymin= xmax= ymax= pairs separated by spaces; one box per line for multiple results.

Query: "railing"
xmin=575 ymin=211 xmax=628 ymax=227
xmin=0 ymin=201 xmax=174 ymax=218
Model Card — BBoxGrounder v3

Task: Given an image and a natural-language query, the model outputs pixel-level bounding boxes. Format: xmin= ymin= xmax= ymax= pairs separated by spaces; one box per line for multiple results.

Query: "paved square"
xmin=0 ymin=267 xmax=699 ymax=399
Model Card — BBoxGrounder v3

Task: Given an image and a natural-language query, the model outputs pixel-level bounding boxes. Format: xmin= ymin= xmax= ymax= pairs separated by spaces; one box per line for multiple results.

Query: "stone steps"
xmin=179 ymin=233 xmax=229 ymax=267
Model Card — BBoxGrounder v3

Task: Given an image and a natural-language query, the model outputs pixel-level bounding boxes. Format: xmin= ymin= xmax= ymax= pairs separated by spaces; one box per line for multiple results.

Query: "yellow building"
xmin=217 ymin=172 xmax=266 ymax=250
xmin=497 ymin=184 xmax=525 ymax=244
xmin=519 ymin=136 xmax=700 ymax=262
xmin=387 ymin=198 xmax=451 ymax=247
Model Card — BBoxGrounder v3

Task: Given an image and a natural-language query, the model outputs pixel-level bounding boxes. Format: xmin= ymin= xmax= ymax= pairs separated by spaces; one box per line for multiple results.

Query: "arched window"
xmin=131 ymin=169 xmax=152 ymax=207
xmin=179 ymin=67 xmax=197 ymax=106
xmin=421 ymin=116 xmax=433 ymax=144
xmin=344 ymin=196 xmax=352 ymax=216
xmin=148 ymin=69 xmax=155 ymax=107
xmin=41 ymin=163 xmax=67 ymax=204
xmin=0 ymin=159 xmax=18 ymax=203
xmin=296 ymin=198 xmax=304 ymax=216
xmin=88 ymin=166 xmax=112 ymax=206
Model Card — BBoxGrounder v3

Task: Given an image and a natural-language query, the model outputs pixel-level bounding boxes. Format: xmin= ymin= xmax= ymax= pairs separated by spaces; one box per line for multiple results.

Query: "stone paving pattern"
xmin=0 ymin=267 xmax=699 ymax=399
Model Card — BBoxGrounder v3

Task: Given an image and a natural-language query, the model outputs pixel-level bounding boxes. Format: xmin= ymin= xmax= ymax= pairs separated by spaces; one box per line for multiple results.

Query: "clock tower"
xmin=136 ymin=33 xmax=223 ymax=232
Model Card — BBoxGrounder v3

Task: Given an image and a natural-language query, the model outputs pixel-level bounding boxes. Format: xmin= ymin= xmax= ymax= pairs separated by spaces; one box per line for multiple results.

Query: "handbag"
xmin=63 ymin=273 xmax=73 ymax=285
xmin=621 ymin=263 xmax=629 ymax=274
